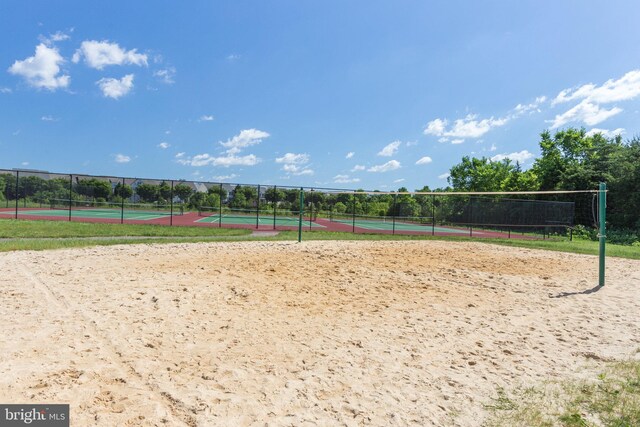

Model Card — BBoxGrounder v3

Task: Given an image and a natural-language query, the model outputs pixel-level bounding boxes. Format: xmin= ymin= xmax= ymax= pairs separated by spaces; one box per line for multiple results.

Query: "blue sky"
xmin=2 ymin=1 xmax=640 ymax=190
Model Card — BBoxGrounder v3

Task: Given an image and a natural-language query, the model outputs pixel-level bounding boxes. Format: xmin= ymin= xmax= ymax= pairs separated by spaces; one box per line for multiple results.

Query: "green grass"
xmin=1 ymin=219 xmax=639 ymax=260
xmin=0 ymin=219 xmax=250 ymax=238
xmin=484 ymin=357 xmax=640 ymax=427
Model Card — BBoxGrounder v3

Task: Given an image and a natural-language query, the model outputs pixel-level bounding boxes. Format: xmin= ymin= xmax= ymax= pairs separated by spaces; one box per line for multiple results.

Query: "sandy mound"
xmin=0 ymin=240 xmax=638 ymax=426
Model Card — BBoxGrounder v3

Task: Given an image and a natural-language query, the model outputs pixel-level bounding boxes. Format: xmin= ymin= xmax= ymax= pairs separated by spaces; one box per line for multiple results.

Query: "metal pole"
xmin=352 ymin=192 xmax=356 ymax=233
xmin=469 ymin=197 xmax=473 ymax=237
xmin=392 ymin=193 xmax=397 ymax=235
xmin=431 ymin=194 xmax=435 ymax=236
xmin=121 ymin=178 xmax=126 ymax=224
xmin=68 ymin=174 xmax=72 ymax=221
xmin=170 ymin=180 xmax=174 ymax=226
xmin=598 ymin=182 xmax=606 ymax=287
xmin=273 ymin=186 xmax=277 ymax=230
xmin=14 ymin=171 xmax=19 ymax=219
xmin=256 ymin=185 xmax=261 ymax=229
xmin=309 ymin=189 xmax=313 ymax=230
xmin=219 ymin=183 xmax=223 ymax=228
xmin=298 ymin=188 xmax=304 ymax=243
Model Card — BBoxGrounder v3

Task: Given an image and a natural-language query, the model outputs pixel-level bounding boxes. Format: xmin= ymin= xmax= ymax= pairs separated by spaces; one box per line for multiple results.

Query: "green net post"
xmin=598 ymin=182 xmax=606 ymax=287
xmin=298 ymin=188 xmax=304 ymax=243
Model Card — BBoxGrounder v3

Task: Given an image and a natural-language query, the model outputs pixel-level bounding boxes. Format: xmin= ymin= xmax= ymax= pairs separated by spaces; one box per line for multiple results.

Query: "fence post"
xmin=273 ymin=186 xmax=277 ymax=230
xmin=431 ymin=193 xmax=435 ymax=236
xmin=256 ymin=184 xmax=261 ymax=229
xmin=309 ymin=189 xmax=313 ymax=230
xmin=352 ymin=192 xmax=356 ymax=233
xmin=14 ymin=171 xmax=19 ymax=219
xmin=298 ymin=188 xmax=304 ymax=243
xmin=219 ymin=183 xmax=223 ymax=228
xmin=68 ymin=174 xmax=72 ymax=221
xmin=170 ymin=180 xmax=174 ymax=226
xmin=392 ymin=193 xmax=397 ymax=235
xmin=121 ymin=178 xmax=125 ymax=224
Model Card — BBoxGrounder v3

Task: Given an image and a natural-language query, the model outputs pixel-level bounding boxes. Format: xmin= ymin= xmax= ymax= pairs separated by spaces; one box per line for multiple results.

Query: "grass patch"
xmin=0 ymin=219 xmax=250 ymax=238
xmin=484 ymin=358 xmax=640 ymax=427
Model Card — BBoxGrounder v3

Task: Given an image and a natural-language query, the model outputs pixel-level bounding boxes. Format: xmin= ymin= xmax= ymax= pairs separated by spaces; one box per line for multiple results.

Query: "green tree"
xmin=135 ymin=183 xmax=159 ymax=202
xmin=114 ymin=183 xmax=133 ymax=199
xmin=173 ymin=183 xmax=193 ymax=202
xmin=158 ymin=181 xmax=172 ymax=200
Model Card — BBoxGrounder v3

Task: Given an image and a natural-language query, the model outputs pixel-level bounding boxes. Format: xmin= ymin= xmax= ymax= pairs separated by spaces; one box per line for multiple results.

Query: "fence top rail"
xmin=324 ymin=190 xmax=602 ymax=196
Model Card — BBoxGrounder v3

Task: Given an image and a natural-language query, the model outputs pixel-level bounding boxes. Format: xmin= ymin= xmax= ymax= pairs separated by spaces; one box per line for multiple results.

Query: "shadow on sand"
xmin=549 ymin=284 xmax=604 ymax=298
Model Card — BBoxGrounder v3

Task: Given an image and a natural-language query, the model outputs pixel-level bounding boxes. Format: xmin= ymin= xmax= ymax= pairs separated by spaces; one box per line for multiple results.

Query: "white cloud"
xmin=115 ymin=154 xmax=131 ymax=163
xmin=333 ymin=174 xmax=360 ymax=184
xmin=367 ymin=160 xmax=401 ymax=173
xmin=451 ymin=139 xmax=464 ymax=144
xmin=424 ymin=114 xmax=508 ymax=139
xmin=378 ymin=140 xmax=401 ymax=157
xmin=490 ymin=150 xmax=534 ymax=163
xmin=415 ymin=156 xmax=432 ymax=165
xmin=550 ymin=70 xmax=640 ymax=128
xmin=212 ymin=174 xmax=238 ymax=181
xmin=219 ymin=129 xmax=269 ymax=155
xmin=437 ymin=137 xmax=449 ymax=143
xmin=275 ymin=153 xmax=310 ymax=165
xmin=157 ymin=142 xmax=170 ymax=149
xmin=438 ymin=173 xmax=450 ymax=180
xmin=512 ymin=96 xmax=547 ymax=116
xmin=0 ymin=87 xmax=12 ymax=94
xmin=177 ymin=129 xmax=269 ymax=169
xmin=39 ymin=30 xmax=72 ymax=46
xmin=21 ymin=161 xmax=29 ymax=166
xmin=393 ymin=178 xmax=405 ymax=183
xmin=41 ymin=115 xmax=58 ymax=122
xmin=406 ymin=140 xmax=418 ymax=147
xmin=425 ymin=118 xmax=447 ymax=135
xmin=553 ymin=70 xmax=640 ymax=105
xmin=227 ymin=54 xmax=241 ymax=62
xmin=549 ymin=101 xmax=622 ymax=128
xmin=351 ymin=165 xmax=365 ymax=172
xmin=345 ymin=151 xmax=354 ymax=159
xmin=281 ymin=163 xmax=314 ymax=176
xmin=178 ymin=153 xmax=260 ymax=167
xmin=8 ymin=43 xmax=70 ymax=90
xmin=585 ymin=128 xmax=625 ymax=138
xmin=199 ymin=115 xmax=214 ymax=122
xmin=154 ymin=67 xmax=175 ymax=84
xmin=489 ymin=143 xmax=497 ymax=152
xmin=73 ymin=40 xmax=148 ymax=69
xmin=294 ymin=168 xmax=314 ymax=176
xmin=97 ymin=74 xmax=134 ymax=99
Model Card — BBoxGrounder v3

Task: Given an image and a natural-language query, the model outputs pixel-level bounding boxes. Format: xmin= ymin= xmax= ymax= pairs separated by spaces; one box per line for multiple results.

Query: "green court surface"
xmin=6 ymin=208 xmax=170 ymax=221
xmin=197 ymin=214 xmax=324 ymax=227
xmin=331 ymin=218 xmax=469 ymax=233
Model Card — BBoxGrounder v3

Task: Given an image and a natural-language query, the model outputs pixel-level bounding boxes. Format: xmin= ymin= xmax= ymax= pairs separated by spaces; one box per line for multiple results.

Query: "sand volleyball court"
xmin=0 ymin=241 xmax=638 ymax=426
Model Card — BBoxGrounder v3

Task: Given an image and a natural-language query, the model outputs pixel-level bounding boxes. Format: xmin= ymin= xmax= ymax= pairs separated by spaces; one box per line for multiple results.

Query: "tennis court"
xmin=331 ymin=218 xmax=470 ymax=234
xmin=197 ymin=213 xmax=325 ymax=228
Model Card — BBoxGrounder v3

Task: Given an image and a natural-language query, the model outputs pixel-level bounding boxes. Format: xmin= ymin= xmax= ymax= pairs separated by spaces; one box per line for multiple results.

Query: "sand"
xmin=0 ymin=240 xmax=638 ymax=426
